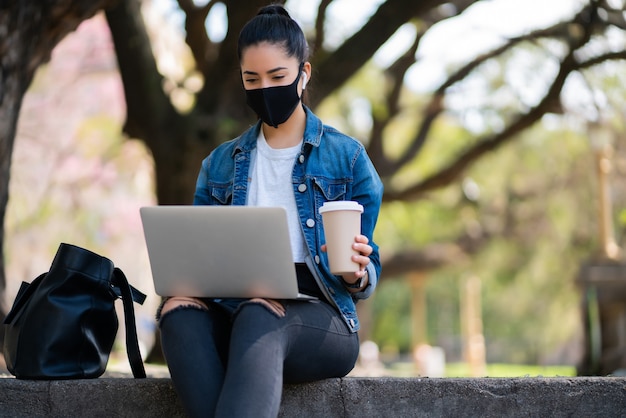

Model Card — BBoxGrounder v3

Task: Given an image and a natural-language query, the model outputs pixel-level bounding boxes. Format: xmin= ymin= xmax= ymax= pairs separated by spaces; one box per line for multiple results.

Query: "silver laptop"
xmin=140 ymin=205 xmax=316 ymax=300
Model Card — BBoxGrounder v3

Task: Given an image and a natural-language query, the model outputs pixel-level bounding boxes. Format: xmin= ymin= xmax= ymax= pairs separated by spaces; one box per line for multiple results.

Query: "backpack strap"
xmin=111 ymin=267 xmax=147 ymax=378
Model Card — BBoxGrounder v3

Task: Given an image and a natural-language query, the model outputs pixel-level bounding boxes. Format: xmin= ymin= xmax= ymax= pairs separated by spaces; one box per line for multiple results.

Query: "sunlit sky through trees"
xmin=190 ymin=0 xmax=584 ymax=91
xmin=166 ymin=0 xmax=598 ymax=134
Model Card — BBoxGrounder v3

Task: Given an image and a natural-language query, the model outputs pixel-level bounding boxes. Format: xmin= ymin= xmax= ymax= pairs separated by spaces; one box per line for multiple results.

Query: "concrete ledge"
xmin=1 ymin=375 xmax=626 ymax=417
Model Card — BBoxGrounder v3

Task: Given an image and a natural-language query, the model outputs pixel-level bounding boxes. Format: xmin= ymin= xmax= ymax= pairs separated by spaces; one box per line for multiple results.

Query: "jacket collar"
xmin=232 ymin=106 xmax=322 ymax=157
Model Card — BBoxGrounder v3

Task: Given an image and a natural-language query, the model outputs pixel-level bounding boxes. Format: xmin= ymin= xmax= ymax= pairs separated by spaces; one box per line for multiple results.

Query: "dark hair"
xmin=237 ymin=4 xmax=309 ymax=63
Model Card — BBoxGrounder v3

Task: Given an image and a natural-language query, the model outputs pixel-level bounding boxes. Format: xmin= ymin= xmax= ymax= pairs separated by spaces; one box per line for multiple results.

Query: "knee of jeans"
xmin=158 ymin=296 xmax=209 ymax=322
xmin=235 ymin=298 xmax=285 ymax=319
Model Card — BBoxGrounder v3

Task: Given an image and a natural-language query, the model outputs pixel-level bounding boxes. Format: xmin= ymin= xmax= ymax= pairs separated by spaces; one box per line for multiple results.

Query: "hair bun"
xmin=257 ymin=4 xmax=291 ymax=18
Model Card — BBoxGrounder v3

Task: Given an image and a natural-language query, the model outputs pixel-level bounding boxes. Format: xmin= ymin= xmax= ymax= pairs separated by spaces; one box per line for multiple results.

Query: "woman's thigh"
xmin=281 ymin=300 xmax=360 ymax=382
xmin=229 ymin=299 xmax=359 ymax=382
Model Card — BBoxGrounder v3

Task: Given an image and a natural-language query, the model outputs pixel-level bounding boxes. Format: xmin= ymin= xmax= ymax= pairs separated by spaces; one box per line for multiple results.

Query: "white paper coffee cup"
xmin=319 ymin=201 xmax=364 ymax=275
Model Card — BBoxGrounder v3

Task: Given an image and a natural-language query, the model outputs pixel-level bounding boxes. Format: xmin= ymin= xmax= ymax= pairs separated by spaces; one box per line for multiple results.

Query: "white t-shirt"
xmin=247 ymin=130 xmax=307 ymax=262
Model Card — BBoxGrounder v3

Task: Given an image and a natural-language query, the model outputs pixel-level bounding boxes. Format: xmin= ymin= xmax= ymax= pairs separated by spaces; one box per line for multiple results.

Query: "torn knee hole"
xmin=161 ymin=297 xmax=208 ymax=316
xmin=239 ymin=298 xmax=286 ymax=318
xmin=244 ymin=298 xmax=271 ymax=309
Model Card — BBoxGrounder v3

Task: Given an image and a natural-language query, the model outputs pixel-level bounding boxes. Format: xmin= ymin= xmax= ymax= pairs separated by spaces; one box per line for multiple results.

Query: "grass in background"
xmin=387 ymin=362 xmax=577 ymax=377
xmin=445 ymin=363 xmax=576 ymax=377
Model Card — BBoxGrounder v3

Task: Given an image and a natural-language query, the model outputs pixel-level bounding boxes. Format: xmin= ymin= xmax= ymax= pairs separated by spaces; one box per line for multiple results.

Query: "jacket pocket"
xmin=313 ymin=177 xmax=348 ymax=201
xmin=209 ymin=182 xmax=233 ymax=204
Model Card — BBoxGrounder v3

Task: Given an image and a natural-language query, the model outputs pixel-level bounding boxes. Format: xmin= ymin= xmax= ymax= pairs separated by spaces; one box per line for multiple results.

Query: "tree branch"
xmin=310 ymin=0 xmax=445 ymax=107
xmin=381 ymin=223 xmax=492 ymax=277
xmin=193 ymin=0 xmax=270 ymax=120
xmin=366 ymin=0 xmax=484 ymax=173
xmin=368 ymin=25 xmax=421 ymax=173
xmin=177 ymin=0 xmax=217 ymax=73
xmin=312 ymin=0 xmax=332 ymax=56
xmin=382 ymin=2 xmax=611 ymax=202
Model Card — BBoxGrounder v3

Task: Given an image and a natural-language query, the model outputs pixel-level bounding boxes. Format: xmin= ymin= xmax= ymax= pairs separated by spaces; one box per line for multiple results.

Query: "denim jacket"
xmin=193 ymin=106 xmax=383 ymax=332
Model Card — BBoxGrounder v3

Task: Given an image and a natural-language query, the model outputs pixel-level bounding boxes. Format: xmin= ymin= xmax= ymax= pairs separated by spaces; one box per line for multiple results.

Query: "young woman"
xmin=158 ymin=4 xmax=383 ymax=417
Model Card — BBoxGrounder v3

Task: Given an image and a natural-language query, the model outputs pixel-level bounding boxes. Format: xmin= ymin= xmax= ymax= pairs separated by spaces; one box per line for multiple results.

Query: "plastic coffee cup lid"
xmin=319 ymin=201 xmax=364 ymax=214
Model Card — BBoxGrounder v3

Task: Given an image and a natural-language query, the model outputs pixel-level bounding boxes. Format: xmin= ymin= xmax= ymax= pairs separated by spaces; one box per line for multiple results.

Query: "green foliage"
xmin=371 ymin=115 xmax=599 ymax=366
xmin=444 ymin=362 xmax=577 ymax=378
xmin=371 ymin=279 xmax=413 ymax=353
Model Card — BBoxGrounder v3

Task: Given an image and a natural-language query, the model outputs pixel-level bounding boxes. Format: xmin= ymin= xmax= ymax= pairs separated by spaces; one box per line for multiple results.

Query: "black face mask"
xmin=245 ymin=65 xmax=304 ymax=128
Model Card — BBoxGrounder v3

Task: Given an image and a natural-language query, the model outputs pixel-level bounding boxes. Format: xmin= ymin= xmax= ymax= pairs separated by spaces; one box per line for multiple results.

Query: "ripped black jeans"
xmin=158 ymin=298 xmax=359 ymax=418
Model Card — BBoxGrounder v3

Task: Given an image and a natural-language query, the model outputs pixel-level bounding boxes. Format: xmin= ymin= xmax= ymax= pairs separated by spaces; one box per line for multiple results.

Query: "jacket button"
xmin=314 ymin=255 xmax=320 ymax=264
xmin=306 ymin=218 xmax=315 ymax=228
xmin=298 ymin=184 xmax=307 ymax=192
xmin=299 ymin=154 xmax=305 ymax=163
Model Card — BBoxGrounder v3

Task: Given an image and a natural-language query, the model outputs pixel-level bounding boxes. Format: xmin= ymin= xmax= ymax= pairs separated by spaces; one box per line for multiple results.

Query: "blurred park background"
xmin=2 ymin=0 xmax=626 ymax=377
